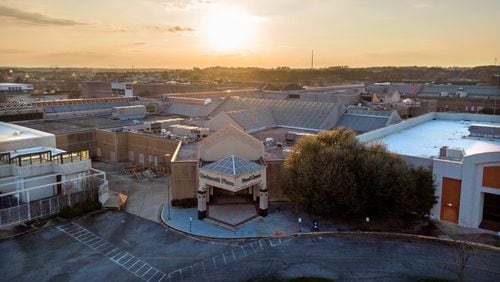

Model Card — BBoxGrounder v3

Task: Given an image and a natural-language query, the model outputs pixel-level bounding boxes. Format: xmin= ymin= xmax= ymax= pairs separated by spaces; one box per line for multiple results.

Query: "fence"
xmin=0 ymin=169 xmax=108 ymax=228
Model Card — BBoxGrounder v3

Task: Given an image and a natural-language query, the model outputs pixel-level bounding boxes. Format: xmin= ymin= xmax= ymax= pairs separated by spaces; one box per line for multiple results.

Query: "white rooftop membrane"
xmin=378 ymin=120 xmax=500 ymax=158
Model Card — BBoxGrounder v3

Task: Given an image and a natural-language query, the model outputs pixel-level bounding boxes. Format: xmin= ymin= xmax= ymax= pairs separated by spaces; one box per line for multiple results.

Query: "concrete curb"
xmin=160 ymin=204 xmax=500 ymax=252
xmin=159 ymin=204 xmax=270 ymax=240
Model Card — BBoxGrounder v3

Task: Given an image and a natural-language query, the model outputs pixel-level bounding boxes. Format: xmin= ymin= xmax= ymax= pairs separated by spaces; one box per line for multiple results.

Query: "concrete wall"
xmin=22 ymin=174 xmax=57 ymax=201
xmin=460 ymin=152 xmax=500 ymax=228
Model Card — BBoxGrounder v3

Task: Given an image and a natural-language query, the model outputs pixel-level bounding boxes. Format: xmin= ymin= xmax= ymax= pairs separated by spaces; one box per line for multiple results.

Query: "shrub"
xmin=58 ymin=200 xmax=102 ymax=219
xmin=171 ymin=198 xmax=197 ymax=208
xmin=281 ymin=128 xmax=436 ymax=219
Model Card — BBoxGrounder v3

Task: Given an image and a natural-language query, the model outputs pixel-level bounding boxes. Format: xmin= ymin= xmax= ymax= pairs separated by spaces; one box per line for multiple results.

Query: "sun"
xmin=203 ymin=6 xmax=255 ymax=53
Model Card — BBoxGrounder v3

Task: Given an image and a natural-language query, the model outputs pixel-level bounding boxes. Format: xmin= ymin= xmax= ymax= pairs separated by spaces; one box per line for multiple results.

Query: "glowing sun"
xmin=204 ymin=6 xmax=255 ymax=52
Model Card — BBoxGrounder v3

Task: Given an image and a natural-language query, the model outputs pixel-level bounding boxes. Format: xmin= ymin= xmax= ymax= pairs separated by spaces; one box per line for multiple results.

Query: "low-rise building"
xmin=359 ymin=113 xmax=500 ymax=231
xmin=0 ymin=122 xmax=108 ymax=228
xmin=0 ymin=83 xmax=33 ymax=94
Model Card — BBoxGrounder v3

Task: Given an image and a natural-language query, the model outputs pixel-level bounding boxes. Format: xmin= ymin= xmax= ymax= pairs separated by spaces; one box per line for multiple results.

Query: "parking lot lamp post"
xmin=298 ymin=217 xmax=302 ymax=233
xmin=167 ymin=184 xmax=171 ymax=220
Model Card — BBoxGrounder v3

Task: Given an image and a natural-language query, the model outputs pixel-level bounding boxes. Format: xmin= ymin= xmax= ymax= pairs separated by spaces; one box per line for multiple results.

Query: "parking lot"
xmin=1 ymin=210 xmax=499 ymax=281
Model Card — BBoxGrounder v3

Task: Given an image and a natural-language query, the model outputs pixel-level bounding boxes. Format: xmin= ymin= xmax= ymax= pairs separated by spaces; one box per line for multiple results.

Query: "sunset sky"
xmin=1 ymin=0 xmax=499 ymax=68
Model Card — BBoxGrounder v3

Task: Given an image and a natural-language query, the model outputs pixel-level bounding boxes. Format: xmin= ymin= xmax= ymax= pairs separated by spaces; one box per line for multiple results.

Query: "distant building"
xmin=111 ymin=81 xmax=134 ymax=97
xmin=0 ymin=83 xmax=33 ymax=94
xmin=79 ymin=81 xmax=112 ymax=98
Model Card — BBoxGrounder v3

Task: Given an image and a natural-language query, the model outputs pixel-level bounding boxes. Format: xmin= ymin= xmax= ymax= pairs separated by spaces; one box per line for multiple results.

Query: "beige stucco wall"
xmin=95 ymin=130 xmax=178 ymax=167
xmin=170 ymin=160 xmax=198 ymax=199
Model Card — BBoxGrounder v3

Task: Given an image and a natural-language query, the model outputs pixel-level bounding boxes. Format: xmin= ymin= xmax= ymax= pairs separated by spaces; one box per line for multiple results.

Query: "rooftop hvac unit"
xmin=439 ymin=146 xmax=465 ymax=161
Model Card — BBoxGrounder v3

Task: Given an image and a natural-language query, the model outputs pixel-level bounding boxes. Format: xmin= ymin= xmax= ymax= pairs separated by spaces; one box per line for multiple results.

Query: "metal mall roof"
xmin=202 ymin=155 xmax=263 ymax=177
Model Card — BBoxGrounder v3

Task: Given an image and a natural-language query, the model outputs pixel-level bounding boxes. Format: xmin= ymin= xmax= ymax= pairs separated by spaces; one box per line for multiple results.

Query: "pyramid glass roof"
xmin=202 ymin=155 xmax=263 ymax=177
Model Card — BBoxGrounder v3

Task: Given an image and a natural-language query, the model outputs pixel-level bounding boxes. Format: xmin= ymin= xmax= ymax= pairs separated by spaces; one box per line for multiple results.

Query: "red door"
xmin=440 ymin=177 xmax=461 ymax=223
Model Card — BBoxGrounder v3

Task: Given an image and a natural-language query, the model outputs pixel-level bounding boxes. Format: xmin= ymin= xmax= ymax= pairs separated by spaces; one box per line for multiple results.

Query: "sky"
xmin=0 ymin=0 xmax=499 ymax=68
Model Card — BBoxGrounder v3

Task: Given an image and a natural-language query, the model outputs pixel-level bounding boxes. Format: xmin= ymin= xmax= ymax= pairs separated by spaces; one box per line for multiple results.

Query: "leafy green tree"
xmin=281 ymin=128 xmax=436 ymax=218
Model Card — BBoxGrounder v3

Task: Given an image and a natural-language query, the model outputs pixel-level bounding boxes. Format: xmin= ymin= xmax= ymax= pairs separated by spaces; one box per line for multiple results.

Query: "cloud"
xmin=0 ymin=5 xmax=89 ymax=26
xmin=412 ymin=3 xmax=431 ymax=9
xmin=161 ymin=0 xmax=211 ymax=10
xmin=151 ymin=25 xmax=195 ymax=33
xmin=130 ymin=42 xmax=148 ymax=46
xmin=47 ymin=51 xmax=113 ymax=60
xmin=0 ymin=48 xmax=33 ymax=54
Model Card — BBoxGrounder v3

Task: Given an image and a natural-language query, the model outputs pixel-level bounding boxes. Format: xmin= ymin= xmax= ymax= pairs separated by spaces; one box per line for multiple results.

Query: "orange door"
xmin=440 ymin=177 xmax=461 ymax=223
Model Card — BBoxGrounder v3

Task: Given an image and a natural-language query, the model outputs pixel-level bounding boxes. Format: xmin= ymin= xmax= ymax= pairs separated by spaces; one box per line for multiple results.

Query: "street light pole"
xmin=495 ymin=75 xmax=499 ymax=116
xmin=167 ymin=181 xmax=171 ymax=220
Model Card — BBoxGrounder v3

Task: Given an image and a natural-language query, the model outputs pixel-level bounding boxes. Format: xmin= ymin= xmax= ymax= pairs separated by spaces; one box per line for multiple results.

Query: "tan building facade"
xmin=95 ymin=129 xmax=179 ymax=170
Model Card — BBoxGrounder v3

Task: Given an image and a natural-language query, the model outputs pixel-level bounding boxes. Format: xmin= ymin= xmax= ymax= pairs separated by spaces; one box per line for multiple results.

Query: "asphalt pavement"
xmin=1 ymin=210 xmax=499 ymax=281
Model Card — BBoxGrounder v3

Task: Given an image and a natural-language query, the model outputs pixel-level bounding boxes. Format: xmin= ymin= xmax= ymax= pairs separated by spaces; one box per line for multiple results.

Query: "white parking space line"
xmin=163 ymin=238 xmax=288 ymax=281
xmin=57 ymin=222 xmax=167 ymax=281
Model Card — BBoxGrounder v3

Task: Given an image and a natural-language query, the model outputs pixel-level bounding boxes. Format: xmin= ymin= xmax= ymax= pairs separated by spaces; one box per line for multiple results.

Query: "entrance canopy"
xmin=199 ymin=155 xmax=266 ymax=192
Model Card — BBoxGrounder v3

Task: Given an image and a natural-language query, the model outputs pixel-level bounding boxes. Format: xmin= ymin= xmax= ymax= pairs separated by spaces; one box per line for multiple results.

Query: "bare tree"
xmin=456 ymin=240 xmax=476 ymax=282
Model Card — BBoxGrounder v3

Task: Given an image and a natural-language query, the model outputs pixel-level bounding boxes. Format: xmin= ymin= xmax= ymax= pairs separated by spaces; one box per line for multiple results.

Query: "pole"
xmin=189 ymin=216 xmax=193 ymax=232
xmin=495 ymin=75 xmax=499 ymax=116
xmin=311 ymin=49 xmax=314 ymax=69
xmin=167 ymin=183 xmax=171 ymax=220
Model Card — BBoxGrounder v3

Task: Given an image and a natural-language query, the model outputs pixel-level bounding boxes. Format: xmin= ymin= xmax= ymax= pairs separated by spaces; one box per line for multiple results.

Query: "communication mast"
xmin=311 ymin=49 xmax=314 ymax=69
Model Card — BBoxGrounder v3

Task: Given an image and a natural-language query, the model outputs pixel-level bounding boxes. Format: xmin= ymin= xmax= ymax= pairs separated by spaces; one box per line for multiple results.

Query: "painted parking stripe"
xmin=57 ymin=222 xmax=167 ymax=281
xmin=164 ymin=238 xmax=287 ymax=281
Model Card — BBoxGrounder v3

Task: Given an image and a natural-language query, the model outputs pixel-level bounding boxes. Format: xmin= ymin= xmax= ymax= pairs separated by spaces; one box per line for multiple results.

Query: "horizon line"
xmin=1 ymin=64 xmax=500 ymax=70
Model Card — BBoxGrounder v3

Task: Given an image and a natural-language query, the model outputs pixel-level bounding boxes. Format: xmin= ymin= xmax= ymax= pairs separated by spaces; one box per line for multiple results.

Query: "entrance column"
xmin=259 ymin=184 xmax=268 ymax=217
xmin=206 ymin=186 xmax=210 ymax=203
xmin=197 ymin=186 xmax=207 ymax=220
